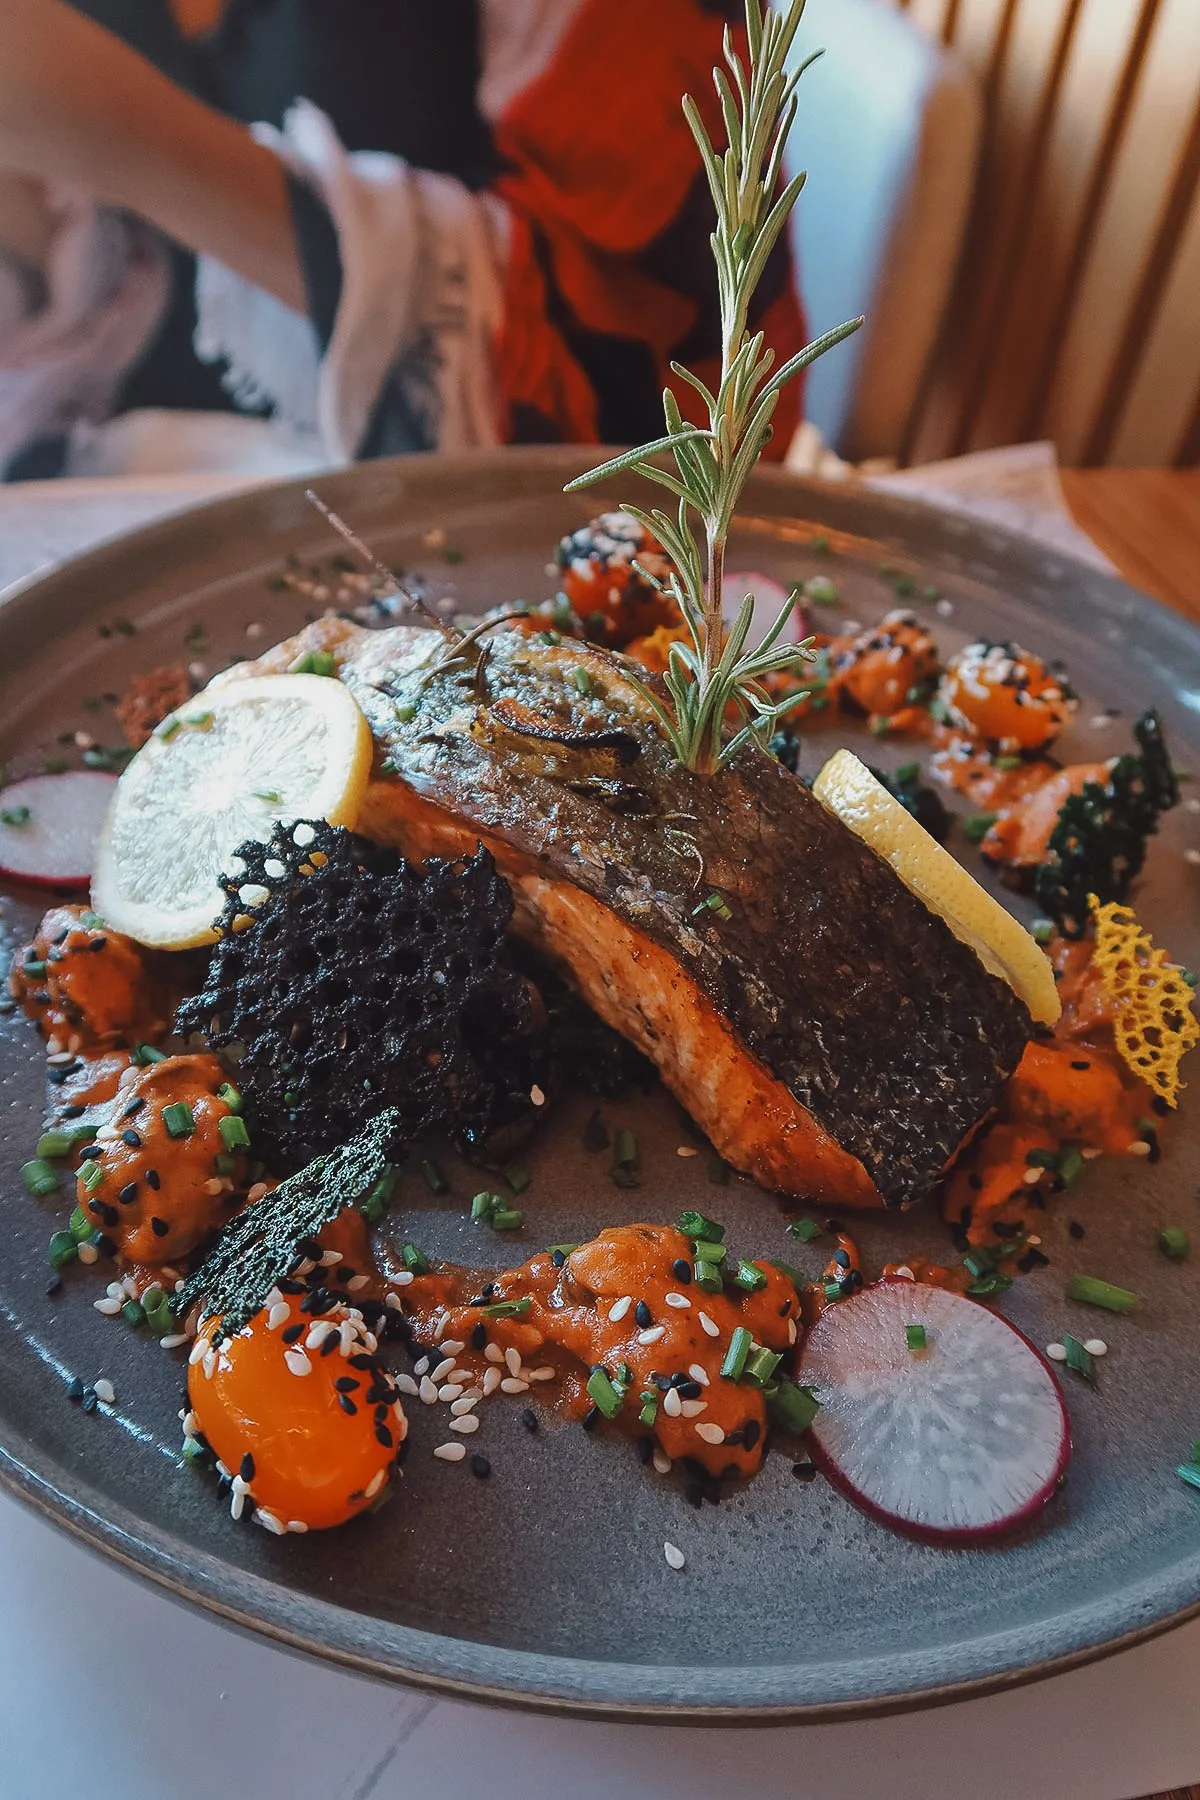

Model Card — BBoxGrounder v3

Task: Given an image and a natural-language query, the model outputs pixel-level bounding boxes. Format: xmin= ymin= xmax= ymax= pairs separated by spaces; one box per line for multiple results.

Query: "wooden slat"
xmin=1108 ymin=173 xmax=1200 ymax=464
xmin=1059 ymin=469 xmax=1200 ymax=622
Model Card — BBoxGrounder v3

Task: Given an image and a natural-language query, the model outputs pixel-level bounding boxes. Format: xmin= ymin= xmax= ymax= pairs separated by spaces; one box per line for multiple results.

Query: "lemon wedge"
xmin=812 ymin=748 xmax=1060 ymax=1025
xmin=92 ymin=674 xmax=372 ymax=949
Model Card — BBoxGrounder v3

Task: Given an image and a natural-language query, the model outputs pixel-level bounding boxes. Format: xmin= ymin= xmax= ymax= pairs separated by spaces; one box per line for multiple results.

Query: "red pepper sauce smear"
xmin=10 ymin=904 xmax=173 ymax=1055
xmin=400 ymin=1224 xmax=799 ymax=1477
xmin=936 ymin=640 xmax=1075 ymax=753
xmin=79 ymin=1053 xmax=247 ymax=1264
xmin=943 ymin=937 xmax=1155 ymax=1247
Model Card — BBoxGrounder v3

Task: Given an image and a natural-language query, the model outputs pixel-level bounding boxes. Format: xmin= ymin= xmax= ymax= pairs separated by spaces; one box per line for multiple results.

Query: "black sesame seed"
xmin=337 ymin=1393 xmax=357 ymax=1415
xmin=832 ymin=1248 xmax=851 ymax=1268
xmin=581 ymin=1405 xmax=600 ymax=1432
xmin=144 ymin=1169 xmax=160 ymax=1191
xmin=1068 ymin=1220 xmax=1086 ymax=1240
xmin=671 ymin=1258 xmax=692 ymax=1284
xmin=470 ymin=1321 xmax=487 ymax=1350
xmin=1070 ymin=1060 xmax=1091 ymax=1071
xmin=320 ymin=1330 xmax=341 ymax=1355
xmin=86 ymin=936 xmax=108 ymax=953
xmin=240 ymin=1452 xmax=256 ymax=1481
xmin=375 ymin=1425 xmax=394 ymax=1448
xmin=634 ymin=1436 xmax=653 ymax=1465
xmin=823 ymin=1218 xmax=844 ymax=1234
xmin=81 ymin=1389 xmax=98 ymax=1414
xmin=67 ymin=1377 xmax=84 ymax=1400
xmin=991 ymin=1220 xmax=1020 ymax=1238
xmin=122 ymin=1097 xmax=146 ymax=1117
xmin=281 ymin=1323 xmax=304 ymax=1344
xmin=335 ymin=1376 xmax=359 ymax=1393
xmin=550 ymin=1250 xmax=566 ymax=1268
xmin=1018 ymin=1247 xmax=1051 ymax=1272
xmin=723 ymin=1428 xmax=744 ymax=1447
xmin=121 ymin=1129 xmax=142 ymax=1148
xmin=60 ymin=1104 xmax=85 ymax=1120
xmin=150 ymin=1216 xmax=169 ymax=1237
xmin=45 ymin=1275 xmax=62 ymax=1296
xmin=469 ymin=1454 xmax=491 ymax=1479
xmin=742 ymin=1418 xmax=761 ymax=1451
xmin=968 ymin=1174 xmax=984 ymax=1191
xmin=635 ymin=1300 xmax=652 ymax=1328
xmin=791 ymin=1461 xmax=817 ymax=1481
xmin=520 ymin=1407 xmax=539 ymax=1434
xmin=119 ymin=1182 xmax=138 ymax=1205
xmin=348 ymin=1352 xmax=376 ymax=1369
xmin=678 ymin=1379 xmax=703 ymax=1400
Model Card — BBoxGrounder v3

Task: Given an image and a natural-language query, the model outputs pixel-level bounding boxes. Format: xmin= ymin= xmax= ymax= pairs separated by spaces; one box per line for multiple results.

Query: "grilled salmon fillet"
xmin=230 ymin=614 xmax=1032 ymax=1208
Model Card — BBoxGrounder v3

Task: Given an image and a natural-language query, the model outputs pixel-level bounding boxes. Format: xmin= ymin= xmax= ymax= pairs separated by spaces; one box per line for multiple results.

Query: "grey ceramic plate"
xmin=0 ymin=448 xmax=1198 ymax=1722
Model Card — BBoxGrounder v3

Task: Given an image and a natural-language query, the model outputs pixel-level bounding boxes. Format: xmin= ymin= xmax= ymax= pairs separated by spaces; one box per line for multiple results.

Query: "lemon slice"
xmin=812 ymin=749 xmax=1060 ymax=1025
xmin=93 ymin=674 xmax=372 ymax=949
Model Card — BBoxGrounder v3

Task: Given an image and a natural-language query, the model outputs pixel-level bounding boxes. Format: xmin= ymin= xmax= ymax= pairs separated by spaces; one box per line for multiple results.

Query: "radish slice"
xmin=722 ymin=571 xmax=809 ymax=650
xmin=797 ymin=1280 xmax=1071 ymax=1543
xmin=0 ymin=771 xmax=117 ymax=888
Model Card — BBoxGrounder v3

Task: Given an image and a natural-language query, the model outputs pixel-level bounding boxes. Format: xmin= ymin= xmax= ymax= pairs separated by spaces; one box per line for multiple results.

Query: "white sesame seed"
xmin=664 ymin=1291 xmax=692 ymax=1310
xmin=433 ymin=1442 xmax=467 ymax=1462
xmin=1022 ymin=1166 xmax=1042 ymax=1185
xmin=159 ymin=1333 xmax=189 ymax=1350
xmin=347 ymin=1274 xmax=370 ymax=1292
xmin=504 ymin=1346 xmax=523 ymax=1377
xmin=365 ymin=1469 xmax=386 ymax=1498
xmin=394 ymin=1373 xmax=419 ymax=1396
xmin=664 ymin=1541 xmax=686 ymax=1571
xmin=530 ymin=1084 xmax=545 ymax=1107
xmin=698 ymin=1312 xmax=719 ymax=1338
xmin=450 ymin=1395 xmax=479 ymax=1416
xmin=432 ymin=1357 xmax=457 ymax=1383
xmin=687 ymin=1364 xmax=709 ymax=1386
xmin=1046 ymin=1342 xmax=1068 ymax=1362
xmin=305 ymin=1321 xmax=334 ymax=1350
xmin=459 ymin=1386 xmax=484 ymax=1403
xmin=1183 ymin=848 xmax=1200 ymax=866
xmin=637 ymin=1325 xmax=666 ymax=1345
xmin=528 ymin=1366 xmax=556 ymax=1382
xmin=391 ymin=1269 xmax=415 ymax=1287
xmin=500 ymin=1377 xmax=530 ymax=1394
xmin=122 ymin=1275 xmax=140 ymax=1298
xmin=680 ymin=1399 xmax=707 ymax=1418
xmin=202 ymin=1177 xmax=225 ymax=1197
xmin=320 ymin=1249 xmax=343 ymax=1266
xmin=1084 ymin=1339 xmax=1108 ymax=1357
xmin=267 ymin=1302 xmax=290 ymax=1332
xmin=419 ymin=1376 xmax=438 ymax=1404
xmin=675 ymin=1146 xmax=699 ymax=1158
xmin=935 ymin=597 xmax=954 ymax=617
xmin=189 ymin=1337 xmax=209 ymax=1366
xmin=1127 ymin=1139 xmax=1152 ymax=1157
xmin=1027 ymin=1235 xmax=1042 ymax=1246
xmin=484 ymin=1343 xmax=504 ymax=1364
xmin=230 ymin=1488 xmax=246 ymax=1522
xmin=441 ymin=1340 xmax=465 ymax=1356
xmin=339 ymin=1321 xmax=354 ymax=1356
xmin=896 ymin=1263 xmax=917 ymax=1280
xmin=93 ymin=1378 xmax=115 ymax=1405
xmin=46 ymin=1048 xmax=72 ymax=1065
xmin=449 ymin=1414 xmax=481 ymax=1434
xmin=662 ymin=1387 xmax=682 ymax=1417
xmin=284 ymin=1349 xmax=312 ymax=1377
xmin=608 ymin=1295 xmax=633 ymax=1322
xmin=257 ymin=1510 xmax=286 ymax=1535
xmin=77 ymin=1242 xmax=98 ymax=1265
xmin=93 ymin=1296 xmax=123 ymax=1316
xmin=1082 ymin=1147 xmax=1103 ymax=1160
xmin=439 ymin=1383 xmax=464 ymax=1402
xmin=482 ymin=1366 xmax=502 ymax=1396
xmin=694 ymin=1422 xmax=726 ymax=1445
xmin=788 ymin=1317 xmax=798 ymax=1345
xmin=287 ymin=1519 xmax=308 ymax=1533
xmin=414 ymin=1356 xmax=430 ymax=1376
xmin=652 ymin=1447 xmax=672 ymax=1475
xmin=202 ymin=1348 xmax=217 ymax=1381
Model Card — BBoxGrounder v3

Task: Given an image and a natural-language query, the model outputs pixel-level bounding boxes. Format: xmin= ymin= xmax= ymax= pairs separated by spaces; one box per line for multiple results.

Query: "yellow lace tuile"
xmin=1089 ymin=895 xmax=1199 ymax=1107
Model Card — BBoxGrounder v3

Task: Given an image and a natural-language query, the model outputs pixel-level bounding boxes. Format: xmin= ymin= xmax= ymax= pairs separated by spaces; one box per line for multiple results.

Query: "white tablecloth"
xmin=1 ymin=459 xmax=1194 ymax=1800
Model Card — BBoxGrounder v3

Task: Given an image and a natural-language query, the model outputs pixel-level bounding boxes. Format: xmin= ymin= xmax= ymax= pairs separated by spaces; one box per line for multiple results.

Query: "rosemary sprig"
xmin=172 ymin=1109 xmax=402 ymax=1340
xmin=565 ymin=0 xmax=862 ymax=774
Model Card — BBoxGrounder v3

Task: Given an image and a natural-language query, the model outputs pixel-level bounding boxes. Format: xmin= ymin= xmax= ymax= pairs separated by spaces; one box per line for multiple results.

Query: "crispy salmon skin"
xmin=231 ymin=616 xmax=1031 ymax=1207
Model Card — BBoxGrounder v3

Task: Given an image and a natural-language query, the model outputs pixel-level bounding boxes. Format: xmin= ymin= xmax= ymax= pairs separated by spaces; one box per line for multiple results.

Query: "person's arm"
xmin=0 ymin=0 xmax=303 ymax=311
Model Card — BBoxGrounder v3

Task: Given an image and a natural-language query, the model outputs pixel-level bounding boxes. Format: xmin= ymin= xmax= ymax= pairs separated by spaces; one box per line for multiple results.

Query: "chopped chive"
xmin=733 ymin=1260 xmax=767 ymax=1294
xmin=582 ymin=1109 xmax=609 ymax=1153
xmin=962 ymin=1247 xmax=996 ymax=1278
xmin=0 ymin=805 xmax=31 ymax=827
xmin=809 ymin=534 xmax=830 ymax=556
xmin=1058 ymin=1146 xmax=1084 ymax=1188
xmin=1158 ymin=1226 xmax=1190 ymax=1261
xmin=122 ymin=1299 xmax=145 ymax=1328
xmin=69 ymin=1204 xmax=97 ymax=1242
xmin=545 ymin=1242 xmax=581 ymax=1259
xmin=219 ymin=1115 xmax=250 ymax=1153
xmin=35 ymin=1130 xmax=85 ymax=1160
xmin=691 ymin=890 xmax=732 ymax=921
xmin=420 ymin=1158 xmax=448 ymax=1194
xmin=131 ymin=1043 xmax=166 ymax=1066
xmin=504 ymin=1164 xmax=531 ymax=1194
xmin=490 ymin=1207 xmax=525 ymax=1233
xmin=157 ymin=718 xmax=182 ymax=743
xmin=613 ymin=1129 xmax=637 ymax=1167
xmin=22 ymin=960 xmax=47 ymax=978
xmin=143 ymin=1286 xmax=173 ymax=1336
xmin=1176 ymin=1464 xmax=1200 ymax=1494
xmin=481 ymin=1297 xmax=532 ymax=1319
xmin=803 ymin=575 xmax=839 ymax=607
xmin=162 ymin=1102 xmax=195 ymax=1139
xmin=47 ymin=1230 xmax=77 ymax=1269
xmin=677 ymin=1209 xmax=725 ymax=1244
xmin=694 ymin=1260 xmax=725 ymax=1294
xmin=766 ymin=1382 xmax=821 ymax=1434
xmin=822 ymin=1279 xmax=845 ymax=1302
xmin=288 ymin=650 xmax=336 ymax=677
xmin=638 ymin=1390 xmax=659 ymax=1427
xmin=572 ymin=667 xmax=593 ymax=696
xmin=183 ymin=711 xmax=213 ymax=730
xmin=401 ymin=1243 xmax=431 ymax=1275
xmin=786 ymin=1217 xmax=821 ymax=1242
xmin=395 ymin=702 xmax=418 ymax=724
xmin=994 ymin=754 xmax=1023 ymax=771
xmin=1031 ymin=918 xmax=1055 ymax=944
xmin=1066 ymin=1274 xmax=1139 ymax=1313
xmin=721 ymin=1326 xmax=753 ymax=1381
xmin=252 ymin=789 xmax=282 ymax=806
xmin=217 ymin=1083 xmax=242 ymax=1113
xmin=78 ymin=1159 xmax=104 ymax=1193
xmin=470 ymin=1190 xmax=501 ymax=1223
xmin=905 ymin=1323 xmax=927 ymax=1352
xmin=691 ymin=1237 xmax=727 ymax=1264
xmin=768 ymin=1259 xmax=806 ymax=1293
xmin=1062 ymin=1332 xmax=1096 ymax=1383
xmin=962 ymin=812 xmax=998 ymax=844
xmin=966 ymin=1271 xmax=1013 ymax=1297
xmin=743 ymin=1346 xmax=783 ymax=1388
xmin=21 ymin=1158 xmax=59 ymax=1197
xmin=1026 ymin=1147 xmax=1059 ymax=1169
xmin=585 ymin=1366 xmax=624 ymax=1419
